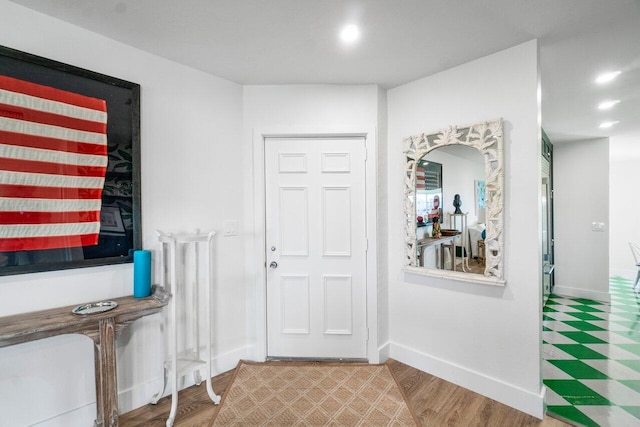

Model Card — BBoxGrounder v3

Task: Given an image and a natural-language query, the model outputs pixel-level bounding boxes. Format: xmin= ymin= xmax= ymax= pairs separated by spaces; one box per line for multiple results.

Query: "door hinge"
xmin=366 ymin=328 xmax=370 ymax=341
xmin=365 ymin=238 xmax=369 ymax=252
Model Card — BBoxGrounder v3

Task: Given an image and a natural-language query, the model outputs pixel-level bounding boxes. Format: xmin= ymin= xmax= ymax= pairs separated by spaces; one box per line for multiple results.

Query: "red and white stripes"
xmin=0 ymin=75 xmax=108 ymax=252
xmin=416 ymin=166 xmax=425 ymax=189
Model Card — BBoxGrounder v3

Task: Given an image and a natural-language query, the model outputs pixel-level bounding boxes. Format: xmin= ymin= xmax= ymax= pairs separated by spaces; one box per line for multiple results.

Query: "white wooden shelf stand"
xmin=448 ymin=212 xmax=469 ymax=272
xmin=152 ymin=230 xmax=220 ymax=427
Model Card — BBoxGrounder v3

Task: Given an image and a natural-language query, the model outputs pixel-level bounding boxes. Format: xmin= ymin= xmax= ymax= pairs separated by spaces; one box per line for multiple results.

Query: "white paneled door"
xmin=265 ymin=137 xmax=367 ymax=359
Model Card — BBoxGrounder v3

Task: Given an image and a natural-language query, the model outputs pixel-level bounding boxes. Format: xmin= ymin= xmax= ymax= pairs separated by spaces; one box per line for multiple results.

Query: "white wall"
xmin=0 ymin=2 xmax=246 ymax=426
xmin=241 ymin=84 xmax=383 ymax=361
xmin=242 ymin=85 xmax=380 ymax=129
xmin=387 ymin=40 xmax=544 ymax=417
xmin=609 ymin=131 xmax=640 ymax=280
xmin=554 ymin=138 xmax=610 ymax=301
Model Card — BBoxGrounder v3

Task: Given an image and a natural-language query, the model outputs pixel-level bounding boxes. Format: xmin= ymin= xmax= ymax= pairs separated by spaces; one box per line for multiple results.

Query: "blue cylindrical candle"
xmin=133 ymin=250 xmax=152 ymax=298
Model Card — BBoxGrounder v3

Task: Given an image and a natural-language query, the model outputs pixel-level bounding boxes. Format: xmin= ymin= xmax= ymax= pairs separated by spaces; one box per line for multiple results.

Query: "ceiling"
xmin=9 ymin=0 xmax=640 ymax=143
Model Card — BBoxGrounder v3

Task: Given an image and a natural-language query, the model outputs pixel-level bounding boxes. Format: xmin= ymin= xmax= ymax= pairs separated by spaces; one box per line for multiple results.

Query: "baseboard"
xmin=553 ymin=285 xmax=611 ymax=303
xmin=31 ymin=402 xmax=96 ymax=427
xmin=118 ymin=345 xmax=252 ymax=413
xmin=389 ymin=342 xmax=544 ymax=419
xmin=27 ymin=345 xmax=251 ymax=426
xmin=609 ymin=268 xmax=636 ymax=281
xmin=378 ymin=341 xmax=390 ymax=362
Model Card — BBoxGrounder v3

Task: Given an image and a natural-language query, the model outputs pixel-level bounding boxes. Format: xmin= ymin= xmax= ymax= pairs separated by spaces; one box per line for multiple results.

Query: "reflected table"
xmin=417 ymin=234 xmax=460 ymax=270
xmin=0 ymin=286 xmax=170 ymax=427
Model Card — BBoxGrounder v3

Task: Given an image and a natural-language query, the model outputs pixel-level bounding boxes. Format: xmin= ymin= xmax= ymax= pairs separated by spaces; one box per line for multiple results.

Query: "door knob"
xmin=269 ymin=261 xmax=278 ymax=269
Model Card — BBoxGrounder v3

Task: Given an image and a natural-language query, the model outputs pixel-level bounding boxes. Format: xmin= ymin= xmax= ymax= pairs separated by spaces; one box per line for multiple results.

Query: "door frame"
xmin=249 ymin=127 xmax=379 ymax=363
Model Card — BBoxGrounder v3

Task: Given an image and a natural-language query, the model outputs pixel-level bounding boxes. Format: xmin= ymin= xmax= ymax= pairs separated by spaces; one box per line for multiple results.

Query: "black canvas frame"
xmin=0 ymin=45 xmax=141 ymax=276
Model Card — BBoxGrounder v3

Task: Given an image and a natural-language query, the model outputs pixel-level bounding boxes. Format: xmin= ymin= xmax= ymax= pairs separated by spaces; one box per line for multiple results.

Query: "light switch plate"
xmin=592 ymin=222 xmax=605 ymax=232
xmin=223 ymin=220 xmax=238 ymax=236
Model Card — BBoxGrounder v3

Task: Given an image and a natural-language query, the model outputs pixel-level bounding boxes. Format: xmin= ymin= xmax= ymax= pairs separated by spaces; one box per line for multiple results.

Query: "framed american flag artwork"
xmin=0 ymin=46 xmax=141 ymax=276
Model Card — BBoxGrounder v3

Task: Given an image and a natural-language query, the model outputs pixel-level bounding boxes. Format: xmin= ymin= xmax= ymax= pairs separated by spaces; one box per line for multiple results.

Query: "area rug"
xmin=211 ymin=361 xmax=418 ymax=426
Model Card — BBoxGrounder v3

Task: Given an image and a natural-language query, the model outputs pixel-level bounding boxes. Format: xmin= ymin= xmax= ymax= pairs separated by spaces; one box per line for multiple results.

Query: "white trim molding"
xmin=553 ymin=286 xmax=611 ymax=304
xmin=390 ymin=341 xmax=544 ymax=419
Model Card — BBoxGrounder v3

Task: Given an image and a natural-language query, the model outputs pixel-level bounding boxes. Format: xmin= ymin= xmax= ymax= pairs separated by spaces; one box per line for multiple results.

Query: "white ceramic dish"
xmin=72 ymin=301 xmax=118 ymax=315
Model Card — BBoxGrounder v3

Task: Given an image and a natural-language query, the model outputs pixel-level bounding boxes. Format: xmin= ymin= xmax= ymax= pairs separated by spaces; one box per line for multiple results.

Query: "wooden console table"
xmin=416 ymin=234 xmax=459 ymax=269
xmin=0 ymin=286 xmax=170 ymax=427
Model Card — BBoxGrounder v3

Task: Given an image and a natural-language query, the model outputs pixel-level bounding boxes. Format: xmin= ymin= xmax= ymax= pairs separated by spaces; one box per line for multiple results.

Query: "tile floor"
xmin=543 ymin=276 xmax=640 ymax=426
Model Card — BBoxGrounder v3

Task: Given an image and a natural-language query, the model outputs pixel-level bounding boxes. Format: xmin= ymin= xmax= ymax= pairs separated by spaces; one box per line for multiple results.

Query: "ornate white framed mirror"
xmin=404 ymin=118 xmax=505 ymax=285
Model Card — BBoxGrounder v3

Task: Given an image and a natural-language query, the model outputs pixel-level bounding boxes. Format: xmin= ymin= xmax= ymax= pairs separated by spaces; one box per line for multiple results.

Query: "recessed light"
xmin=340 ymin=24 xmax=360 ymax=44
xmin=599 ymin=121 xmax=619 ymax=129
xmin=598 ymin=100 xmax=621 ymax=110
xmin=595 ymin=71 xmax=621 ymax=84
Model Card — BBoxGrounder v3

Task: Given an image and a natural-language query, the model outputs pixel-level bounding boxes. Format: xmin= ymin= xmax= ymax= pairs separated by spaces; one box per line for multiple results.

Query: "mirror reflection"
xmin=415 ymin=146 xmax=486 ymax=274
xmin=404 ymin=119 xmax=504 ymax=283
xmin=415 ymin=158 xmax=442 ymax=237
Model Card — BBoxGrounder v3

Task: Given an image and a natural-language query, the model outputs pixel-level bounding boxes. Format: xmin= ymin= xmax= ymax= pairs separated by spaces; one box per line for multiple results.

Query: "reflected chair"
xmin=629 ymin=242 xmax=640 ymax=291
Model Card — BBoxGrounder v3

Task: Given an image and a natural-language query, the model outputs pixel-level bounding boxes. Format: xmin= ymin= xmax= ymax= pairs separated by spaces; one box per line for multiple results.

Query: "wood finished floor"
xmin=120 ymin=359 xmax=572 ymax=426
xmin=456 ymin=257 xmax=485 ymax=275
